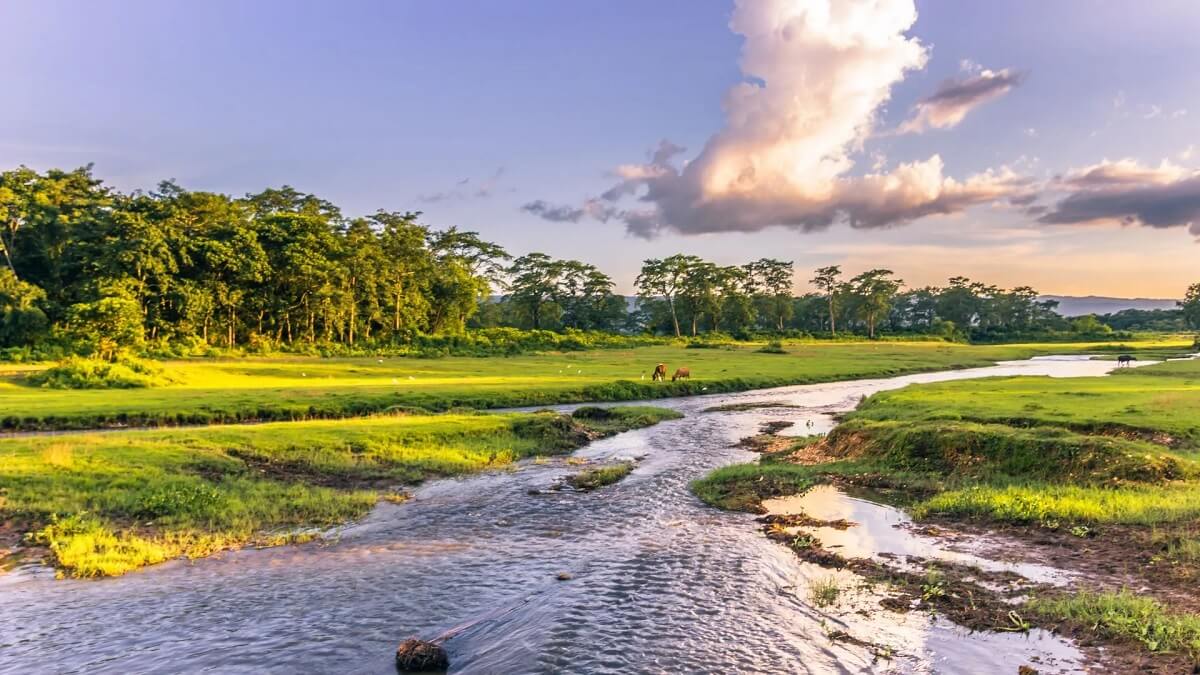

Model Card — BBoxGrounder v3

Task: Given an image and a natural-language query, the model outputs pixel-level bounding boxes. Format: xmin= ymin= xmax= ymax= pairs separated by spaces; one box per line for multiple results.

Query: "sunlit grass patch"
xmin=2 ymin=340 xmax=1185 ymax=431
xmin=1029 ymin=590 xmax=1200 ymax=659
xmin=913 ymin=483 xmax=1200 ymax=526
xmin=1 ymin=407 xmax=675 ymax=577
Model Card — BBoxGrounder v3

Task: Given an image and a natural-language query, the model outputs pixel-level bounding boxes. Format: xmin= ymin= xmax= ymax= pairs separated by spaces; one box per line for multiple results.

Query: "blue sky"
xmin=4 ymin=0 xmax=1198 ymax=296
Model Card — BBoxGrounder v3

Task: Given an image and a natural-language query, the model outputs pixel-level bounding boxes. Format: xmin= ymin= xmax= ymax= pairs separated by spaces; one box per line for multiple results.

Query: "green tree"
xmin=1179 ymin=283 xmax=1200 ymax=329
xmin=636 ymin=255 xmax=701 ymax=337
xmin=849 ymin=269 xmax=902 ymax=339
xmin=746 ymin=258 xmax=794 ymax=330
xmin=810 ymin=265 xmax=843 ymax=336
xmin=66 ymin=293 xmax=144 ymax=360
xmin=0 ymin=269 xmax=48 ymax=345
xmin=507 ymin=253 xmax=562 ymax=330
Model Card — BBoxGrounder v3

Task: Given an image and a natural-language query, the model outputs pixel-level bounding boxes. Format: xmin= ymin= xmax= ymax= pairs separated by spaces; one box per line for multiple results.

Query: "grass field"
xmin=850 ymin=357 xmax=1200 ymax=445
xmin=1 ymin=339 xmax=1190 ymax=431
xmin=695 ymin=356 xmax=1200 ymax=524
xmin=0 ymin=406 xmax=679 ymax=577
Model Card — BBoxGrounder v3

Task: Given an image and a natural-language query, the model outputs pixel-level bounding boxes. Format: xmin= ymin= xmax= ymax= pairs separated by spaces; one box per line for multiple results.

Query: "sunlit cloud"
xmin=523 ymin=0 xmax=1029 ymax=239
xmin=897 ymin=67 xmax=1025 ymax=134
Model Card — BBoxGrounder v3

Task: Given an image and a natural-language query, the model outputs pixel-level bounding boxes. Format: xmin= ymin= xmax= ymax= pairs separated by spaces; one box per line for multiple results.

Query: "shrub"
xmin=757 ymin=340 xmax=787 ymax=354
xmin=27 ymin=356 xmax=176 ymax=389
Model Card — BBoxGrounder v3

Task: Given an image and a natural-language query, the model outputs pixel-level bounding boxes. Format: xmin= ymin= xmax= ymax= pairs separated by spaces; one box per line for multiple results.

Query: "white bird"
xmin=408 ymin=375 xmax=415 ymax=380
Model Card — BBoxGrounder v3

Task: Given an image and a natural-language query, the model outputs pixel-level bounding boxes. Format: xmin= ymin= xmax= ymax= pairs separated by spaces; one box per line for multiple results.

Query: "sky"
xmin=3 ymin=0 xmax=1199 ymax=297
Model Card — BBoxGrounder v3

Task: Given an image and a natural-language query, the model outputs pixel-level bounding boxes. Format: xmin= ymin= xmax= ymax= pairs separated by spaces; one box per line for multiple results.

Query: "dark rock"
xmin=395 ymin=638 xmax=448 ymax=672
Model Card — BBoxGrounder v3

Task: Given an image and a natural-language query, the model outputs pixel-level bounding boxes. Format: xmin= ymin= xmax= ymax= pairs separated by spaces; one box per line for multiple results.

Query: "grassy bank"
xmin=692 ymin=356 xmax=1200 ymax=667
xmin=1 ymin=339 xmax=1190 ymax=431
xmin=0 ymin=406 xmax=679 ymax=578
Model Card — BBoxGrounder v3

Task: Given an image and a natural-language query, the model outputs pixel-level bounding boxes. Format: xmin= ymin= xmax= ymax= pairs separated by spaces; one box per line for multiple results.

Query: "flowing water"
xmin=0 ymin=357 xmax=1143 ymax=674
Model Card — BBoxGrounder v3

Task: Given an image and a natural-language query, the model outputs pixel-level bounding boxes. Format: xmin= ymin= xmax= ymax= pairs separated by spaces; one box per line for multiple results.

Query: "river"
xmin=0 ymin=356 xmax=1138 ymax=674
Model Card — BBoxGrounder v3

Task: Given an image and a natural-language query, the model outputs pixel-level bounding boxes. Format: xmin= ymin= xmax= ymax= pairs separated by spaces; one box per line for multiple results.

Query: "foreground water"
xmin=0 ymin=357 xmax=1139 ymax=674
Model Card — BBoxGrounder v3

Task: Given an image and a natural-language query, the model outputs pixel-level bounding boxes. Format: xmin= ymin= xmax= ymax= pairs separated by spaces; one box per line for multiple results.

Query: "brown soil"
xmin=930 ymin=518 xmax=1200 ymax=616
xmin=758 ymin=420 xmax=795 ymax=435
xmin=762 ymin=521 xmax=1197 ymax=673
xmin=758 ymin=512 xmax=856 ymax=530
xmin=703 ymin=401 xmax=803 ymax=413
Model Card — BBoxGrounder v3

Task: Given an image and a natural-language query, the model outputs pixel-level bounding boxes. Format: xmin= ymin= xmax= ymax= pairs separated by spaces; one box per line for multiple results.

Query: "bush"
xmin=757 ymin=340 xmax=787 ymax=354
xmin=27 ymin=356 xmax=176 ymax=389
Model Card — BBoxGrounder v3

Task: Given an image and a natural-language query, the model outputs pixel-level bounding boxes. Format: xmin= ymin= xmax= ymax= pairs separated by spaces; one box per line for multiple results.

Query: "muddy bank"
xmin=757 ymin=486 xmax=1196 ymax=673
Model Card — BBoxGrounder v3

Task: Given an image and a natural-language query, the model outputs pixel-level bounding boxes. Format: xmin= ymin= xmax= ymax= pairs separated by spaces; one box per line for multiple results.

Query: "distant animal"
xmin=672 ymin=367 xmax=691 ymax=382
xmin=1117 ymin=354 xmax=1137 ymax=367
xmin=652 ymin=363 xmax=668 ymax=381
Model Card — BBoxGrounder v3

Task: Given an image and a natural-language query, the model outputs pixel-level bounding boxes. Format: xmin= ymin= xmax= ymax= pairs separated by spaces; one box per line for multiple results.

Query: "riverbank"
xmin=1 ymin=339 xmax=1191 ymax=432
xmin=693 ymin=356 xmax=1200 ymax=670
xmin=0 ymin=406 xmax=679 ymax=578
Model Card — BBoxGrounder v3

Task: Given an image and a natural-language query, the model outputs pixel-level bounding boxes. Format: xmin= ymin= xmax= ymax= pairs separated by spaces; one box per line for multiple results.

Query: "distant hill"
xmin=1041 ymin=295 xmax=1180 ymax=317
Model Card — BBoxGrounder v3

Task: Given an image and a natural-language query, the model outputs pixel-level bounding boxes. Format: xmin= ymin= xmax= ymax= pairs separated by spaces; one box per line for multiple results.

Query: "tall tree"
xmin=636 ymin=255 xmax=700 ymax=337
xmin=746 ymin=258 xmax=794 ymax=330
xmin=1181 ymin=283 xmax=1200 ymax=330
xmin=849 ymin=269 xmax=902 ymax=339
xmin=810 ymin=265 xmax=843 ymax=336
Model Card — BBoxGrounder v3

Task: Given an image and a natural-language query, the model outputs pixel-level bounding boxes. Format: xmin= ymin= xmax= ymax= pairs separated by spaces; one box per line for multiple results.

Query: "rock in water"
xmin=395 ymin=638 xmax=448 ymax=672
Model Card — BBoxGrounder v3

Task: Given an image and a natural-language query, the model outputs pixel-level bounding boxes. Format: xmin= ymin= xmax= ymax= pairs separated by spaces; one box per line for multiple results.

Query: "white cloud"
xmin=524 ymin=0 xmax=1028 ymax=239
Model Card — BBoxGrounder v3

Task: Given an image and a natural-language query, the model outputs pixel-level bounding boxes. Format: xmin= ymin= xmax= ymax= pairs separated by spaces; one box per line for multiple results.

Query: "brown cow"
xmin=672 ymin=367 xmax=690 ymax=382
xmin=652 ymin=363 xmax=668 ymax=381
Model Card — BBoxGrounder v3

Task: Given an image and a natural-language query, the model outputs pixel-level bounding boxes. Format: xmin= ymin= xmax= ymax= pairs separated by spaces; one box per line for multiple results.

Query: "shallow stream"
xmin=0 ymin=356 xmax=1139 ymax=673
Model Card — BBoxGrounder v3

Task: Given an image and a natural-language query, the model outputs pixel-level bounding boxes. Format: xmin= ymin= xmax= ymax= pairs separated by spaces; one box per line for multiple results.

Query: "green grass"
xmin=566 ymin=462 xmax=635 ymax=490
xmin=691 ymin=461 xmax=825 ymax=512
xmin=1029 ymin=590 xmax=1200 ymax=658
xmin=913 ymin=483 xmax=1200 ymax=526
xmin=809 ymin=576 xmax=842 ymax=608
xmin=0 ymin=406 xmax=679 ymax=577
xmin=809 ymin=357 xmax=1200 ymax=528
xmin=823 ymin=418 xmax=1199 ymax=484
xmin=0 ymin=339 xmax=1187 ymax=431
xmin=851 ymin=357 xmax=1200 ymax=446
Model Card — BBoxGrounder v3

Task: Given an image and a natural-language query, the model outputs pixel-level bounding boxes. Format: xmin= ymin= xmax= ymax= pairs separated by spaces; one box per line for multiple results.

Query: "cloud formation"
xmin=520 ymin=197 xmax=618 ymax=223
xmin=522 ymin=0 xmax=1027 ymax=239
xmin=898 ymin=68 xmax=1025 ymax=134
xmin=1040 ymin=159 xmax=1200 ymax=236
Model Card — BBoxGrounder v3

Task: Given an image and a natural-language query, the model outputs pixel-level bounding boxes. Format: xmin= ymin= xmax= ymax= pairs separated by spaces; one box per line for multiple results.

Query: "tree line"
xmin=1 ymin=166 xmax=1197 ymax=357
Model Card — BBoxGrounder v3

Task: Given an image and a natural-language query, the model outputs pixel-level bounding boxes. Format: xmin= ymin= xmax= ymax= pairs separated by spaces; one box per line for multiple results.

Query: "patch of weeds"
xmin=566 ymin=462 xmax=634 ymax=490
xmin=1028 ymin=589 xmax=1200 ymax=659
xmin=809 ymin=576 xmax=842 ymax=608
xmin=921 ymin=568 xmax=947 ymax=601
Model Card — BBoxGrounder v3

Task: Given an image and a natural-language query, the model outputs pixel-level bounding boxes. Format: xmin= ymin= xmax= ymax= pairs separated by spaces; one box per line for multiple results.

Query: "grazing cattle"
xmin=1117 ymin=354 xmax=1137 ymax=367
xmin=652 ymin=363 xmax=668 ymax=381
xmin=672 ymin=367 xmax=690 ymax=382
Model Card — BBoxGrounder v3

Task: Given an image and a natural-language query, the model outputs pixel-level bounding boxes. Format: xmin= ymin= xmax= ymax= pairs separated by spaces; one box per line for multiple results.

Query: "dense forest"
xmin=1 ymin=166 xmax=1197 ymax=358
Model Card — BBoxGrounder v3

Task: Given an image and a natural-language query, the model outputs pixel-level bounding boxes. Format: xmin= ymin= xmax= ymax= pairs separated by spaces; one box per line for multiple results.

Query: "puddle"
xmin=764 ymin=485 xmax=1073 ymax=586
